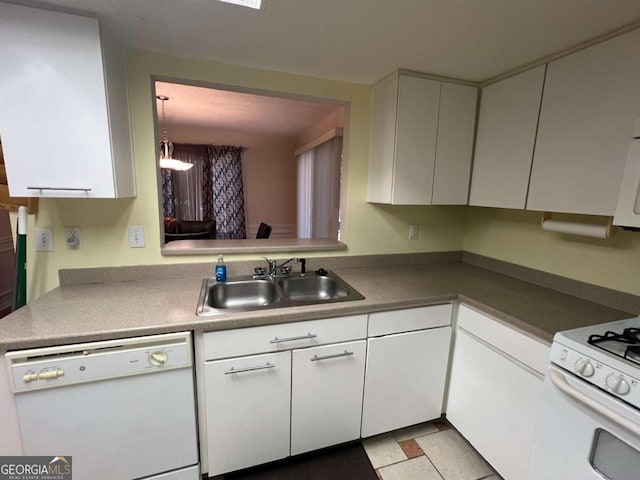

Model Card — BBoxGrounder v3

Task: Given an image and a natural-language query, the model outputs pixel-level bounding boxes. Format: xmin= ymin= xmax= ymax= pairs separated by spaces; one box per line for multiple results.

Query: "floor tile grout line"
xmin=374 ymin=452 xmax=449 ymax=479
xmin=376 ymin=453 xmax=446 ymax=480
xmin=421 ymin=451 xmax=446 ymax=480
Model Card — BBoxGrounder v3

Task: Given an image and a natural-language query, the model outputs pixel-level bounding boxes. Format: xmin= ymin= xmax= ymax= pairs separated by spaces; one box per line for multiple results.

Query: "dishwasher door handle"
xmin=548 ymin=369 xmax=640 ymax=438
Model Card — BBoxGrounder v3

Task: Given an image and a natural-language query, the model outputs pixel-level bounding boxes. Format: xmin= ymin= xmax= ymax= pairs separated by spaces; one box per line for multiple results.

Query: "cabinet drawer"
xmin=457 ymin=304 xmax=550 ymax=375
xmin=368 ymin=304 xmax=452 ymax=337
xmin=203 ymin=315 xmax=368 ymax=360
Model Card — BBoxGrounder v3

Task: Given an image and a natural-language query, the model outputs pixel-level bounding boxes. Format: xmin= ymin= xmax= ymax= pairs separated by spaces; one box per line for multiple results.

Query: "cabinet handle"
xmin=310 ymin=350 xmax=353 ymax=362
xmin=270 ymin=333 xmax=317 ymax=344
xmin=27 ymin=186 xmax=92 ymax=192
xmin=224 ymin=362 xmax=276 ymax=375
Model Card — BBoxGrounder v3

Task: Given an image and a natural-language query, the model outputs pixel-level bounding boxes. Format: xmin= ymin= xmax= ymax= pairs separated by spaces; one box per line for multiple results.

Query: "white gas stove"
xmin=550 ymin=316 xmax=640 ymax=409
xmin=529 ymin=316 xmax=640 ymax=480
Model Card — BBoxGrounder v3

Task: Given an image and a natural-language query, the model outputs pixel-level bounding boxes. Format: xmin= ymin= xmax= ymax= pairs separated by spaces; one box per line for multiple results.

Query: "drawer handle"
xmin=270 ymin=333 xmax=317 ymax=344
xmin=27 ymin=186 xmax=92 ymax=192
xmin=225 ymin=362 xmax=276 ymax=375
xmin=311 ymin=350 xmax=354 ymax=362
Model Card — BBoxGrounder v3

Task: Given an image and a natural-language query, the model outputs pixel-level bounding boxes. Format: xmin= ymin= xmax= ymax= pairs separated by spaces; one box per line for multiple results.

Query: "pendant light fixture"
xmin=157 ymin=95 xmax=193 ymax=171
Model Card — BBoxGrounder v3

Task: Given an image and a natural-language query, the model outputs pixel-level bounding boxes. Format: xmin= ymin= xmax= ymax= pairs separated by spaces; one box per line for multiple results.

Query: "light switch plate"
xmin=35 ymin=228 xmax=54 ymax=251
xmin=409 ymin=224 xmax=419 ymax=240
xmin=128 ymin=226 xmax=145 ymax=248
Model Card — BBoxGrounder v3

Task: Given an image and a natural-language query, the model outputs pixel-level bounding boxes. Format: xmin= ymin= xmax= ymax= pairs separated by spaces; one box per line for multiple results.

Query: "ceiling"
xmin=10 ymin=0 xmax=640 ymax=84
xmin=11 ymin=0 xmax=640 ymax=136
xmin=155 ymin=81 xmax=342 ymax=137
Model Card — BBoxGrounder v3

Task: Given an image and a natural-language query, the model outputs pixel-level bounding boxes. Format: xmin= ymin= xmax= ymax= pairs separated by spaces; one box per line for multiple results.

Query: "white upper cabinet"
xmin=368 ymin=72 xmax=477 ymax=205
xmin=527 ymin=29 xmax=640 ymax=215
xmin=469 ymin=66 xmax=546 ymax=209
xmin=432 ymin=83 xmax=478 ymax=204
xmin=0 ymin=3 xmax=135 ymax=198
xmin=614 ymin=119 xmax=640 ymax=227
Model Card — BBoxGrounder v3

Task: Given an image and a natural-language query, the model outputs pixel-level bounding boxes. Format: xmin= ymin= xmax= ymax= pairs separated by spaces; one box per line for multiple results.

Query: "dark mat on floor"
xmin=225 ymin=442 xmax=378 ymax=480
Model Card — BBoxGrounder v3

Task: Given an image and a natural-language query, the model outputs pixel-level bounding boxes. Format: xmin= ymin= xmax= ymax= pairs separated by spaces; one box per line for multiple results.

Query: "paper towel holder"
xmin=541 ymin=212 xmax=618 ymax=239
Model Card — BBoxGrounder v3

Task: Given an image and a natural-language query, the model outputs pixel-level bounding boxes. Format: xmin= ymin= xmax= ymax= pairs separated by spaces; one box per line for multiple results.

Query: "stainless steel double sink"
xmin=196 ymin=271 xmax=365 ymax=316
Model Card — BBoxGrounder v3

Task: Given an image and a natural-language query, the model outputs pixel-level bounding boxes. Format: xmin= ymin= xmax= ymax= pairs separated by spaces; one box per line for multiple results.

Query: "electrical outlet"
xmin=128 ymin=226 xmax=145 ymax=248
xmin=35 ymin=228 xmax=54 ymax=251
xmin=409 ymin=224 xmax=419 ymax=240
xmin=64 ymin=227 xmax=82 ymax=249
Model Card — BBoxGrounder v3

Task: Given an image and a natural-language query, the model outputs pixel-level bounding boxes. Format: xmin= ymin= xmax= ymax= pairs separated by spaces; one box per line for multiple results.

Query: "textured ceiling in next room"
xmin=155 ymin=82 xmax=343 ymax=137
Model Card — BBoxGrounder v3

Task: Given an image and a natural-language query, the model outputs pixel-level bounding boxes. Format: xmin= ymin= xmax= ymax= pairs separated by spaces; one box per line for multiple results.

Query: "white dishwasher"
xmin=5 ymin=331 xmax=200 ymax=480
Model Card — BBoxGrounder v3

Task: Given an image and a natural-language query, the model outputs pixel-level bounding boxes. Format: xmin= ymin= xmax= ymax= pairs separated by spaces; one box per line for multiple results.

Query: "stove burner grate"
xmin=588 ymin=328 xmax=640 ymax=366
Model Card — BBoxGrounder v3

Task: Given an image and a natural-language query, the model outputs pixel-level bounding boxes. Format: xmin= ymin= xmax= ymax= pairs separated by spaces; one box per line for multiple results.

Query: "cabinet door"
xmin=290 ymin=340 xmax=366 ymax=455
xmin=392 ymin=75 xmax=441 ymax=204
xmin=0 ymin=4 xmax=133 ymax=198
xmin=361 ymin=327 xmax=451 ymax=437
xmin=368 ymin=73 xmax=399 ymax=204
xmin=447 ymin=328 xmax=544 ymax=480
xmin=528 ymin=29 xmax=640 ymax=215
xmin=432 ymin=83 xmax=478 ymax=205
xmin=469 ymin=66 xmax=546 ymax=209
xmin=204 ymin=351 xmax=291 ymax=476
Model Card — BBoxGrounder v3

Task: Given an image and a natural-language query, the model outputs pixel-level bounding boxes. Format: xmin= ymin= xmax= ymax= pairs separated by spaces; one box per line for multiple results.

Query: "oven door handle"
xmin=549 ymin=369 xmax=640 ymax=438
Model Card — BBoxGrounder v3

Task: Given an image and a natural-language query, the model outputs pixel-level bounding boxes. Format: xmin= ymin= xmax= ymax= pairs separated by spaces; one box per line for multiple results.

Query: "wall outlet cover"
xmin=64 ymin=227 xmax=82 ymax=249
xmin=409 ymin=224 xmax=419 ymax=240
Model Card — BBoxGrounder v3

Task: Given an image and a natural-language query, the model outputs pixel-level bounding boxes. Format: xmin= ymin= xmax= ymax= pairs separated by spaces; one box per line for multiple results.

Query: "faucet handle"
xmin=261 ymin=256 xmax=276 ymax=275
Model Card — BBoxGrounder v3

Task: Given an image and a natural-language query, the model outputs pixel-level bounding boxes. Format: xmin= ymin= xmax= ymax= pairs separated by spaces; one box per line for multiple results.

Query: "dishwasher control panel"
xmin=6 ymin=331 xmax=192 ymax=393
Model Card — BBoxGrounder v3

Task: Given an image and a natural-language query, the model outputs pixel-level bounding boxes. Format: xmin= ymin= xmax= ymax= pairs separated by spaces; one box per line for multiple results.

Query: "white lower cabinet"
xmin=204 ymin=351 xmax=292 ymax=476
xmin=200 ymin=314 xmax=368 ymax=476
xmin=447 ymin=305 xmax=550 ymax=480
xmin=291 ymin=340 xmax=367 ymax=455
xmin=200 ymin=302 xmax=552 ymax=479
xmin=361 ymin=305 xmax=453 ymax=437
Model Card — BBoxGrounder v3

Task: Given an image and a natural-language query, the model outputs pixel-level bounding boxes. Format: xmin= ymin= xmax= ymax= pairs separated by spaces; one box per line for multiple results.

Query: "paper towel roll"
xmin=541 ymin=218 xmax=614 ymax=239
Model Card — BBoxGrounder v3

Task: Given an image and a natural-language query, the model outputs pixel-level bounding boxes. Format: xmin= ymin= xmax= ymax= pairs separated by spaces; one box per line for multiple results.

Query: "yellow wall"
xmin=19 ymin=50 xmax=639 ymax=302
xmin=20 ymin=50 xmax=467 ymax=300
xmin=463 ymin=207 xmax=640 ymax=296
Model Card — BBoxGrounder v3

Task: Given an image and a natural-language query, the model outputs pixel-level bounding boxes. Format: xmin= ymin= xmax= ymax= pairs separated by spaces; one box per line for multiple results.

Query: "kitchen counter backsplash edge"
xmin=462 ymin=251 xmax=640 ymax=314
xmin=58 ymin=251 xmax=463 ymax=286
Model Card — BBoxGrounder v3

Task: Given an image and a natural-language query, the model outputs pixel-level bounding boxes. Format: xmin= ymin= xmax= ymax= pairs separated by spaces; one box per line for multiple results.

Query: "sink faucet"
xmin=259 ymin=257 xmax=304 ymax=277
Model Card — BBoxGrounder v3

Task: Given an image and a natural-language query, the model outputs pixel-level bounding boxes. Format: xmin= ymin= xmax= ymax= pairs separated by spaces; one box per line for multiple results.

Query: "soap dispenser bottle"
xmin=215 ymin=255 xmax=227 ymax=282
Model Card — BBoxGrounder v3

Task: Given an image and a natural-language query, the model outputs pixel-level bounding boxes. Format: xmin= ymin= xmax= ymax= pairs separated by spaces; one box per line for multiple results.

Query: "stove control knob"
xmin=575 ymin=359 xmax=595 ymax=377
xmin=148 ymin=351 xmax=168 ymax=367
xmin=606 ymin=374 xmax=630 ymax=396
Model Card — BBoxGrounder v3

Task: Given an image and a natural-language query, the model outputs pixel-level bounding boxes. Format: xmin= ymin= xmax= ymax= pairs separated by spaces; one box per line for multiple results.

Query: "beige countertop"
xmin=1 ymin=261 xmax=635 ymax=351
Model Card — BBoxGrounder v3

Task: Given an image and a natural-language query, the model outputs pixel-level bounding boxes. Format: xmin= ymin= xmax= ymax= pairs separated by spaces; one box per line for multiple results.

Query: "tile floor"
xmin=362 ymin=420 xmax=503 ymax=480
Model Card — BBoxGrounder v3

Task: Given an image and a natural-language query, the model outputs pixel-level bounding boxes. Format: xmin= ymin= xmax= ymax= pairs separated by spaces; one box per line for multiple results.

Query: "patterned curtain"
xmin=161 ymin=169 xmax=175 ymax=218
xmin=207 ymin=146 xmax=246 ymax=239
